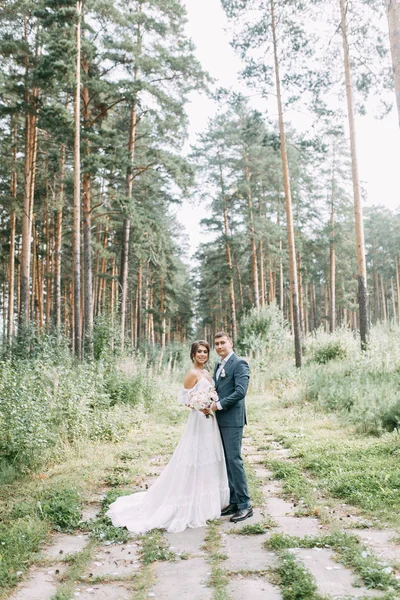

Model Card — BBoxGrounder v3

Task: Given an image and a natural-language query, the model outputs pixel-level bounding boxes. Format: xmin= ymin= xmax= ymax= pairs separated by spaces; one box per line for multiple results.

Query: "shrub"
xmin=312 ymin=340 xmax=347 ymax=364
xmin=237 ymin=303 xmax=289 ymax=356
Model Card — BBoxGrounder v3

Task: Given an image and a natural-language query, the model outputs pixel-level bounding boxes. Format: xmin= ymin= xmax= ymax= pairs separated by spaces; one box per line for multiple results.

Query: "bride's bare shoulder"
xmin=183 ymin=369 xmax=199 ymax=389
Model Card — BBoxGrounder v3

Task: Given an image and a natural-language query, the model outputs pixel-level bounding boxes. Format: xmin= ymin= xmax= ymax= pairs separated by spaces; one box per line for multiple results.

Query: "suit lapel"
xmin=215 ymin=353 xmax=236 ymax=390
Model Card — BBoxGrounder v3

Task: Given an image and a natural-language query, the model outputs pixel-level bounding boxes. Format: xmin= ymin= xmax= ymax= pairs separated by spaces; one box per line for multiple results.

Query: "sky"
xmin=176 ymin=0 xmax=400 ymax=256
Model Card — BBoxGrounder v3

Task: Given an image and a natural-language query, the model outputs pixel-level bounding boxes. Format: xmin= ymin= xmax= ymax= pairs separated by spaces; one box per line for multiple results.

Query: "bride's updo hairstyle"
xmin=190 ymin=340 xmax=210 ymax=363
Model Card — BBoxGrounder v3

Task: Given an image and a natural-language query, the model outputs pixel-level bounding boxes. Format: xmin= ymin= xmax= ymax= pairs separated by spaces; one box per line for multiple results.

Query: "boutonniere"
xmin=220 ymin=368 xmax=226 ymax=378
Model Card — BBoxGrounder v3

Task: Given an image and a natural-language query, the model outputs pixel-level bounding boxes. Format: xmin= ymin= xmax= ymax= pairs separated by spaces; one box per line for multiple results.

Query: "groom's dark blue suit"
xmin=214 ymin=353 xmax=251 ymax=510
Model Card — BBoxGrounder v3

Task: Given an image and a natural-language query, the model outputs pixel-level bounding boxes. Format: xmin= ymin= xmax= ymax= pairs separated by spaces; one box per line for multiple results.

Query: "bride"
xmin=106 ymin=340 xmax=230 ymax=533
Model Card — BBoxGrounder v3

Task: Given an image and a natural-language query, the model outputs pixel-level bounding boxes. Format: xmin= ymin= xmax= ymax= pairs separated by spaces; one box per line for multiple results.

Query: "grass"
xmin=248 ymin=392 xmax=400 ymax=528
xmin=139 ymin=529 xmax=175 ymax=564
xmin=276 ymin=552 xmax=323 ymax=600
xmin=202 ymin=520 xmax=229 ymax=598
xmin=265 ymin=532 xmax=400 ymax=592
xmin=0 ymin=374 xmax=184 ymax=599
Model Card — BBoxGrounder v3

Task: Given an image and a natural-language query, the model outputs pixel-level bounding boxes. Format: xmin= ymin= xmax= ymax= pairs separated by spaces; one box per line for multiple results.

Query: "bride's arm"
xmin=179 ymin=370 xmax=199 ymax=407
xmin=183 ymin=369 xmax=198 ymax=390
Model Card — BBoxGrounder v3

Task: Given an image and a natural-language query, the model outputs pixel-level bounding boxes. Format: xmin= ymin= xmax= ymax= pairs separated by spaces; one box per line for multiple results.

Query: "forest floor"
xmin=4 ymin=382 xmax=400 ymax=600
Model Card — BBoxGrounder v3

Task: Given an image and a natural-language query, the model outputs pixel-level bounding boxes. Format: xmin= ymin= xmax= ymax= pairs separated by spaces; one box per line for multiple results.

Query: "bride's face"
xmin=195 ymin=345 xmax=209 ymax=366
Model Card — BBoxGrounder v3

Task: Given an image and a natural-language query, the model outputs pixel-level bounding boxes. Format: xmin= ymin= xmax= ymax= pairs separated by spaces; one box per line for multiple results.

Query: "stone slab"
xmin=262 ymin=482 xmax=284 ymax=497
xmin=270 ymin=448 xmax=291 ymax=459
xmin=220 ymin=508 xmax=266 ymax=533
xmin=227 ymin=576 xmax=282 ymax=600
xmin=291 ymin=548 xmax=384 ymax=598
xmin=351 ymin=529 xmax=400 ymax=564
xmin=81 ymin=504 xmax=101 ymax=522
xmin=274 ymin=516 xmax=321 ymax=537
xmin=222 ymin=534 xmax=277 ymax=572
xmin=151 ymin=556 xmax=212 ymax=599
xmin=246 ymin=454 xmax=265 ymax=464
xmin=9 ymin=565 xmax=67 ymax=600
xmin=253 ymin=467 xmax=274 ymax=479
xmin=44 ymin=534 xmax=89 ymax=559
xmin=87 ymin=543 xmax=140 ymax=577
xmin=165 ymin=526 xmax=207 ymax=555
xmin=71 ymin=583 xmax=133 ymax=599
xmin=265 ymin=497 xmax=295 ymax=517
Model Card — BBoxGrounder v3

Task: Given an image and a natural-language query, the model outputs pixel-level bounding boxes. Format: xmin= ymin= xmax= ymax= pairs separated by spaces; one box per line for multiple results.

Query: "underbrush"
xmin=302 ymin=326 xmax=400 ymax=435
xmin=0 ymin=336 xmax=179 ymax=474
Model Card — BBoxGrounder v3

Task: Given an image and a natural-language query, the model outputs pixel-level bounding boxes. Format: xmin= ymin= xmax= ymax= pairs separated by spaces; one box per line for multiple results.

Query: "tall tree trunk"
xmin=82 ymin=53 xmax=93 ymax=357
xmin=271 ymin=0 xmax=302 ymax=367
xmin=20 ymin=27 xmax=39 ymax=328
xmin=340 ymin=0 xmax=369 ymax=349
xmin=244 ymin=160 xmax=260 ymax=308
xmin=381 ymin=275 xmax=387 ymax=323
xmin=73 ymin=0 xmax=82 ymax=357
xmin=54 ymin=145 xmax=66 ymax=335
xmin=373 ymin=251 xmax=380 ymax=323
xmin=136 ymin=260 xmax=142 ymax=345
xmin=329 ymin=175 xmax=336 ymax=333
xmin=396 ymin=256 xmax=400 ymax=324
xmin=385 ymin=0 xmax=400 ymax=126
xmin=391 ymin=277 xmax=396 ymax=323
xmin=218 ymin=150 xmax=237 ymax=340
xmin=54 ymin=146 xmax=65 ymax=331
xmin=120 ymin=10 xmax=141 ymax=349
xmin=8 ymin=122 xmax=17 ymax=341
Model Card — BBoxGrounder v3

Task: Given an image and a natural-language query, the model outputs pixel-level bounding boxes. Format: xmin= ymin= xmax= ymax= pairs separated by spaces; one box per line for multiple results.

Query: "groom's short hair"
xmin=214 ymin=331 xmax=233 ymax=342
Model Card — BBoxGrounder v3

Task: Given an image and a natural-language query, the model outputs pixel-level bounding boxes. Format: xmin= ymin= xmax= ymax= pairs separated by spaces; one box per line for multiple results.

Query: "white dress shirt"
xmin=215 ymin=351 xmax=234 ymax=410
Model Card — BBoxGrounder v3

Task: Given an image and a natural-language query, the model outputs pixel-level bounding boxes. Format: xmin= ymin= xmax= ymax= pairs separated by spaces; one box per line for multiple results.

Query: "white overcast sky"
xmin=177 ymin=0 xmax=400 ymax=255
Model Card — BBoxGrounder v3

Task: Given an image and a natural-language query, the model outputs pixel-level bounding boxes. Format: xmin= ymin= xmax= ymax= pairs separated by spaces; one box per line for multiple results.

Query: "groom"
xmin=210 ymin=331 xmax=253 ymax=523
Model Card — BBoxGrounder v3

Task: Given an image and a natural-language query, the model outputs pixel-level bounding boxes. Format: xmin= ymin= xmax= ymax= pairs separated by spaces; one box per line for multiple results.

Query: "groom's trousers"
xmin=219 ymin=425 xmax=251 ymax=510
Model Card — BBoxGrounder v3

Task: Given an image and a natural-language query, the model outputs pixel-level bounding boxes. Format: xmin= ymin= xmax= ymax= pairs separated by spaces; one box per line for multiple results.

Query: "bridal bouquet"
xmin=188 ymin=385 xmax=218 ymax=418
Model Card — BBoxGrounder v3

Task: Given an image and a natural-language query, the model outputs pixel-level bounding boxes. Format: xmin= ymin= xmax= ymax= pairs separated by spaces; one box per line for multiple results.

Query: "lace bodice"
xmin=178 ymin=375 xmax=214 ymax=405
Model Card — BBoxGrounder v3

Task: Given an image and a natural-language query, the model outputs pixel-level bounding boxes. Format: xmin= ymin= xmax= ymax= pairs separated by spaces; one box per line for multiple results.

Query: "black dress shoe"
xmin=230 ymin=507 xmax=253 ymax=523
xmin=221 ymin=503 xmax=238 ymax=516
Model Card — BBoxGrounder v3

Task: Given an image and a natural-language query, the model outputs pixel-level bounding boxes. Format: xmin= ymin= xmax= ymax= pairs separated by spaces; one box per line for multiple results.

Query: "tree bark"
xmin=73 ymin=0 xmax=82 ymax=357
xmin=218 ymin=150 xmax=237 ymax=340
xmin=82 ymin=51 xmax=93 ymax=357
xmin=244 ymin=160 xmax=260 ymax=308
xmin=385 ymin=0 xmax=400 ymax=126
xmin=54 ymin=146 xmax=65 ymax=331
xmin=329 ymin=149 xmax=336 ymax=333
xmin=8 ymin=122 xmax=17 ymax=341
xmin=271 ymin=0 xmax=302 ymax=367
xmin=340 ymin=0 xmax=369 ymax=349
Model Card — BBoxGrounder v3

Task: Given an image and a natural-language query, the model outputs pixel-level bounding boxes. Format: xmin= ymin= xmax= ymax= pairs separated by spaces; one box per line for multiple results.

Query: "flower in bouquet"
xmin=188 ymin=385 xmax=218 ymax=418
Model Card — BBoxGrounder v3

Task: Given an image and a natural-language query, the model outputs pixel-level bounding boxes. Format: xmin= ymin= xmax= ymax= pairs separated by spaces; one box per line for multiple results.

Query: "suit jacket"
xmin=214 ymin=353 xmax=250 ymax=427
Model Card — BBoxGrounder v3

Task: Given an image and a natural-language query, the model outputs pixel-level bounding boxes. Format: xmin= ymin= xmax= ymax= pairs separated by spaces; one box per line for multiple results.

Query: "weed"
xmin=139 ymin=529 xmax=175 ymax=564
xmin=277 ymin=552 xmax=321 ymax=600
xmin=265 ymin=532 xmax=400 ymax=592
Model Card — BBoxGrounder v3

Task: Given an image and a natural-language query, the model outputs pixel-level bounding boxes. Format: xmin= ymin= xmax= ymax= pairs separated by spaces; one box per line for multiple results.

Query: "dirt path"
xmin=6 ymin=394 xmax=400 ymax=600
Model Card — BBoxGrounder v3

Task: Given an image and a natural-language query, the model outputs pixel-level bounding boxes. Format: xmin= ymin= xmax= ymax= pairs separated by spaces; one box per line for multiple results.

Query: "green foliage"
xmin=303 ymin=327 xmax=400 ymax=435
xmin=267 ymin=532 xmax=400 ymax=592
xmin=0 ymin=343 xmax=153 ymax=472
xmin=237 ymin=304 xmax=289 ymax=356
xmin=140 ymin=529 xmax=175 ymax=564
xmin=0 ymin=518 xmax=49 ymax=589
xmin=311 ymin=340 xmax=347 ymax=364
xmin=278 ymin=552 xmax=320 ymax=600
xmin=39 ymin=487 xmax=81 ymax=532
xmin=9 ymin=486 xmax=81 ymax=532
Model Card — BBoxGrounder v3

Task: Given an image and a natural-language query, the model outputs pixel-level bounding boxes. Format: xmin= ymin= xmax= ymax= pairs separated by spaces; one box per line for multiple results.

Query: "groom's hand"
xmin=211 ymin=402 xmax=218 ymax=412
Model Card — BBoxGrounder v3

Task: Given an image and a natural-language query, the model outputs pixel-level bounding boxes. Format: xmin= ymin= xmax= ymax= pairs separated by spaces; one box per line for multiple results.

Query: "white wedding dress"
xmin=106 ymin=376 xmax=230 ymax=533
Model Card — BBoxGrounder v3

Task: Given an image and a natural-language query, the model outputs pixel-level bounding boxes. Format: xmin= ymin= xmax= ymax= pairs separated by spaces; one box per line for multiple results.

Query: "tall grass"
xmin=301 ymin=325 xmax=400 ymax=435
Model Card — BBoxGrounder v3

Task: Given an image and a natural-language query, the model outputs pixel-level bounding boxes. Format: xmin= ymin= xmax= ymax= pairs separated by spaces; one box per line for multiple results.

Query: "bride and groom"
xmin=106 ymin=331 xmax=253 ymax=534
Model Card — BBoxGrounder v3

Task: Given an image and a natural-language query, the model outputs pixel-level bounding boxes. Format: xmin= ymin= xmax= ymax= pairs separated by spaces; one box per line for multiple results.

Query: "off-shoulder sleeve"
xmin=178 ymin=387 xmax=190 ymax=406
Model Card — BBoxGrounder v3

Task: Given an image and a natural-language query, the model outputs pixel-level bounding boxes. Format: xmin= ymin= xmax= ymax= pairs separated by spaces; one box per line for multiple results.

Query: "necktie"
xmin=216 ymin=360 xmax=225 ymax=380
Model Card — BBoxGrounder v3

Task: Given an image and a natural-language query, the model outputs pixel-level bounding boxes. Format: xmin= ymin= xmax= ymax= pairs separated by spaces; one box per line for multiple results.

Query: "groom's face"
xmin=215 ymin=336 xmax=233 ymax=359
